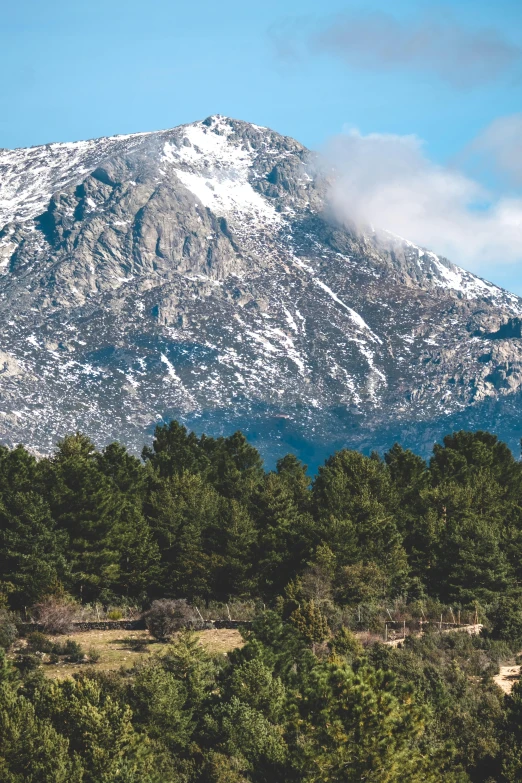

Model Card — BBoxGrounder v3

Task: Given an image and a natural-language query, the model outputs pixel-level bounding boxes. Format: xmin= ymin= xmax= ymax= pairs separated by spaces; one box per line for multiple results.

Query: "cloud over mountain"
xmin=322 ymin=119 xmax=522 ymax=272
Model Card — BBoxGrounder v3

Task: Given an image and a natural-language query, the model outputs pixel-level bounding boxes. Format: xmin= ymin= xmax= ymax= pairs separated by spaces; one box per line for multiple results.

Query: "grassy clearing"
xmin=37 ymin=628 xmax=243 ymax=680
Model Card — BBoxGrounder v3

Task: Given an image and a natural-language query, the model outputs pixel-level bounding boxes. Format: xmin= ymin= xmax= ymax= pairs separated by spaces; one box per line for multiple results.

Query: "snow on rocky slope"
xmin=1 ymin=115 xmax=522 ymax=465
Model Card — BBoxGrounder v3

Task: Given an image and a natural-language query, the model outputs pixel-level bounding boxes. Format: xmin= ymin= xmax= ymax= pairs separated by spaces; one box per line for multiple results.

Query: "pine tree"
xmin=207 ymin=498 xmax=257 ymax=599
xmin=106 ymin=503 xmax=161 ymax=600
xmin=203 ymin=430 xmax=264 ymax=502
xmin=147 ymin=472 xmax=218 ymax=598
xmin=290 ymin=600 xmax=329 ymax=644
xmin=0 ymin=492 xmax=68 ymax=609
xmin=40 ymin=433 xmax=120 ymax=601
xmin=142 ymin=420 xmax=209 ymax=478
xmin=254 ymin=472 xmax=311 ymax=596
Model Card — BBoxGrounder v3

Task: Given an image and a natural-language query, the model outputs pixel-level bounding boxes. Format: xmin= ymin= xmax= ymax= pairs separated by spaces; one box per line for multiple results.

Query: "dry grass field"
xmin=34 ymin=627 xmax=244 ymax=680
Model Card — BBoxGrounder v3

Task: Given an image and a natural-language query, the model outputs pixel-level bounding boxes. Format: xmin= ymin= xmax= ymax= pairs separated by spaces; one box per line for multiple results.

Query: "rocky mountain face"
xmin=1 ymin=115 xmax=522 ymax=467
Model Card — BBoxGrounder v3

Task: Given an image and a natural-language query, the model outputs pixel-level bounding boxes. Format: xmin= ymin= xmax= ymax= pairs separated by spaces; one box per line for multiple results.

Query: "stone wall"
xmin=18 ymin=618 xmax=252 ymax=635
xmin=18 ymin=619 xmax=146 ymax=635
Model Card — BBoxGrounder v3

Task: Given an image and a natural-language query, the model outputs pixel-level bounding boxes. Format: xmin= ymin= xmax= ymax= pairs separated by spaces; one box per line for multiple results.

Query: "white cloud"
xmin=323 ymin=123 xmax=522 ymax=270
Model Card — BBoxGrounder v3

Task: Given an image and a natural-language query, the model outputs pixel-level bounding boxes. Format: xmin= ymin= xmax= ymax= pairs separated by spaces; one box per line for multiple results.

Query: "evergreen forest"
xmin=2 ymin=424 xmax=522 ymax=781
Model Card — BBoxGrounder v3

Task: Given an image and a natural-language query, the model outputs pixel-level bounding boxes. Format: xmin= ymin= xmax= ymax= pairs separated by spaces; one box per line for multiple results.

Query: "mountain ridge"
xmin=1 ymin=114 xmax=522 ymax=467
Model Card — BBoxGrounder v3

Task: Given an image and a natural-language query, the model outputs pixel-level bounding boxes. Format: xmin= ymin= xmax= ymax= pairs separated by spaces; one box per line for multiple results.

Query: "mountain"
xmin=1 ymin=114 xmax=522 ymax=467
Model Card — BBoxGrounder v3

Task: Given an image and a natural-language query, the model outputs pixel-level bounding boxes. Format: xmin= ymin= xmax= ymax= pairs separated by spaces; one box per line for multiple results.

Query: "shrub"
xmin=107 ymin=609 xmax=123 ymax=621
xmin=15 ymin=653 xmax=41 ymax=673
xmin=27 ymin=631 xmax=54 ymax=653
xmin=0 ymin=610 xmax=18 ymax=651
xmin=144 ymin=599 xmax=197 ymax=640
xmin=87 ymin=646 xmax=101 ymax=663
xmin=328 ymin=626 xmax=364 ymax=659
xmin=33 ymin=598 xmax=77 ymax=635
xmin=62 ymin=639 xmax=84 ymax=661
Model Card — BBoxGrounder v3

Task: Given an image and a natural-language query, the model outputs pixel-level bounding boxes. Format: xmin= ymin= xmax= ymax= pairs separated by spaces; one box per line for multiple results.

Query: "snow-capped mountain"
xmin=1 ymin=115 xmax=522 ymax=465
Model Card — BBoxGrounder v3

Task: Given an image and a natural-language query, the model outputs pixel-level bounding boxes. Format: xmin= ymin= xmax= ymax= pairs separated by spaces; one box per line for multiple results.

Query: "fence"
xmin=382 ymin=621 xmax=483 ymax=647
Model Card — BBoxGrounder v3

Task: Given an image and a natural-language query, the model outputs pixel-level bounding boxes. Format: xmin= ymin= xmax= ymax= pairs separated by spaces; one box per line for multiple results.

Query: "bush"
xmin=87 ymin=646 xmax=101 ymax=663
xmin=27 ymin=631 xmax=55 ymax=653
xmin=33 ymin=598 xmax=77 ymax=635
xmin=15 ymin=653 xmax=41 ymax=673
xmin=107 ymin=609 xmax=123 ymax=620
xmin=328 ymin=626 xmax=364 ymax=659
xmin=28 ymin=633 xmax=87 ymax=663
xmin=62 ymin=639 xmax=84 ymax=661
xmin=144 ymin=599 xmax=197 ymax=640
xmin=0 ymin=610 xmax=18 ymax=651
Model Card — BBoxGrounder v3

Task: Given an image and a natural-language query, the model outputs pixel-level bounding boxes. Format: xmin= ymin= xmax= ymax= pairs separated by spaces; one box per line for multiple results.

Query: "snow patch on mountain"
xmin=0 ymin=131 xmax=154 ymax=227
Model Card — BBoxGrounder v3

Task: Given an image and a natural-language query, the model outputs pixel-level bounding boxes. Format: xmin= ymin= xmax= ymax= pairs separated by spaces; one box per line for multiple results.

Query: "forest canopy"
xmin=2 ymin=425 xmax=522 ymax=782
xmin=0 ymin=424 xmax=521 ymax=612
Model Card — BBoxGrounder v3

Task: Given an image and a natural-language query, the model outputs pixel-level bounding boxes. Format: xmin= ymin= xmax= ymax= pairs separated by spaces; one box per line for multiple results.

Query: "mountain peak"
xmin=0 ymin=117 xmax=522 ymax=465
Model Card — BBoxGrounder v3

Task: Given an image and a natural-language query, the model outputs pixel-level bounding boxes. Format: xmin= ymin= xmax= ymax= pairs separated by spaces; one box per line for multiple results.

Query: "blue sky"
xmin=2 ymin=0 xmax=522 ymax=290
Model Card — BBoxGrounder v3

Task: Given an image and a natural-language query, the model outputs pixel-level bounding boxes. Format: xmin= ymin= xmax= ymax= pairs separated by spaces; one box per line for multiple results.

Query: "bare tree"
xmin=33 ymin=598 xmax=77 ymax=635
xmin=144 ymin=599 xmax=197 ymax=640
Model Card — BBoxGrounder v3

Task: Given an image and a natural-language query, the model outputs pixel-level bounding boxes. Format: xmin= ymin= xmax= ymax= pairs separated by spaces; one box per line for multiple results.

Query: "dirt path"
xmin=494 ymin=663 xmax=521 ymax=695
xmin=381 ymin=623 xmax=483 ymax=648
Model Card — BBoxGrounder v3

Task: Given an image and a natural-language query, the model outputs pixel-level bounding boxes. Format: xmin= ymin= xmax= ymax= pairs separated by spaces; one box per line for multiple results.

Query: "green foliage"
xmin=290 ymin=600 xmax=329 ymax=644
xmin=328 ymin=626 xmax=364 ymax=659
xmin=128 ymin=659 xmax=193 ymax=753
xmin=501 ymin=679 xmax=522 ymax=781
xmin=27 ymin=631 xmax=55 ymax=653
xmin=27 ymin=633 xmax=86 ymax=661
xmin=3 ymin=423 xmax=522 ymax=779
xmin=337 ymin=560 xmax=389 ymax=604
xmin=0 ymin=602 xmax=517 ymax=782
xmin=87 ymin=647 xmax=101 ymax=664
xmin=488 ymin=597 xmax=522 ymax=649
xmin=0 ymin=610 xmax=17 ymax=651
xmin=312 ymin=449 xmax=409 ymax=591
xmin=0 ymin=490 xmax=68 ymax=609
xmin=0 ymin=680 xmax=82 ymax=783
xmin=294 ymin=663 xmax=435 ymax=782
xmin=3 ymin=422 xmax=522 ymax=613
xmin=31 ymin=676 xmax=146 ymax=783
